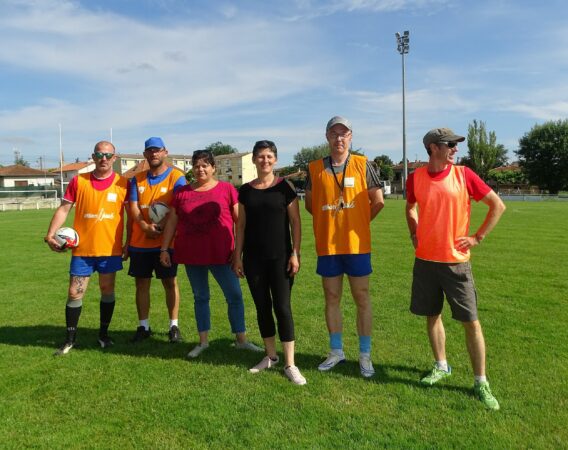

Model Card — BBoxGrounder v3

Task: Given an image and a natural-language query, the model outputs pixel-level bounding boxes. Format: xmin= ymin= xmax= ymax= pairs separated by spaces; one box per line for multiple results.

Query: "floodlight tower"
xmin=395 ymin=30 xmax=410 ymax=198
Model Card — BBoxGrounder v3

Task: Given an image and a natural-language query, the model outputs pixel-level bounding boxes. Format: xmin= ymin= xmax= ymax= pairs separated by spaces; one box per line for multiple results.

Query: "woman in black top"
xmin=233 ymin=140 xmax=305 ymax=385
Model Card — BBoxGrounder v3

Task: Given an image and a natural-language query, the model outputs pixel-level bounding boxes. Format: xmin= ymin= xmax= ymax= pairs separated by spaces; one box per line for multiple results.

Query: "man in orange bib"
xmin=128 ymin=137 xmax=185 ymax=343
xmin=406 ymin=127 xmax=506 ymax=410
xmin=45 ymin=141 xmax=129 ymax=356
xmin=305 ymin=116 xmax=384 ymax=378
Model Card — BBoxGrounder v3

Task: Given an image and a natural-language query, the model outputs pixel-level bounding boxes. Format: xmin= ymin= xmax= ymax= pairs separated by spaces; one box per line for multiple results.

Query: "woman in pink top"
xmin=160 ymin=150 xmax=262 ymax=358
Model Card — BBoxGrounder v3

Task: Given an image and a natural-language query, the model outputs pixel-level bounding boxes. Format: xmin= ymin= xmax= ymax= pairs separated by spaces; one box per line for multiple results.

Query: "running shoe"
xmin=284 ymin=365 xmax=307 ymax=385
xmin=249 ymin=355 xmax=279 ymax=373
xmin=318 ymin=350 xmax=346 ymax=371
xmin=420 ymin=364 xmax=452 ymax=386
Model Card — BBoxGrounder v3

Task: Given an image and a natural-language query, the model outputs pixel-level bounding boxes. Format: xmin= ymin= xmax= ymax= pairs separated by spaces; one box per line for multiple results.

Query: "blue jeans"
xmin=184 ymin=264 xmax=246 ymax=334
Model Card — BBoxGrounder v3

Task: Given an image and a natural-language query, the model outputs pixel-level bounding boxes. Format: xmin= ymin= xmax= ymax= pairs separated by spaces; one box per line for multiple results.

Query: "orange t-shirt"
xmin=72 ymin=173 xmax=128 ymax=257
xmin=308 ymin=154 xmax=371 ymax=256
xmin=414 ymin=165 xmax=471 ymax=263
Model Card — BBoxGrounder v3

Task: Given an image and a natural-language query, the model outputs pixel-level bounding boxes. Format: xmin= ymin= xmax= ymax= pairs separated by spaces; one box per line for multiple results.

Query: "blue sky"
xmin=1 ymin=0 xmax=567 ymax=168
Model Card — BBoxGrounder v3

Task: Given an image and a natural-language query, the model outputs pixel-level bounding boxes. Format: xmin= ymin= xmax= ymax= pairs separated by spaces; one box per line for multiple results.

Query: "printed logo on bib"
xmin=344 ymin=177 xmax=355 ymax=188
xmin=160 ymin=187 xmax=167 ymax=193
xmin=107 ymin=192 xmax=118 ymax=202
xmin=138 ymin=186 xmax=145 ymax=194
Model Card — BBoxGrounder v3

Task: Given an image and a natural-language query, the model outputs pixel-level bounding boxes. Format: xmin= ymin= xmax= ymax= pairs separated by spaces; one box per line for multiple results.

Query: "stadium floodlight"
xmin=395 ymin=30 xmax=410 ymax=198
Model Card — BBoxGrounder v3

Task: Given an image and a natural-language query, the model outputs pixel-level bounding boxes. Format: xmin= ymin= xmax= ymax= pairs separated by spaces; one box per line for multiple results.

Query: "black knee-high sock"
xmin=99 ymin=293 xmax=116 ymax=337
xmin=65 ymin=299 xmax=83 ymax=342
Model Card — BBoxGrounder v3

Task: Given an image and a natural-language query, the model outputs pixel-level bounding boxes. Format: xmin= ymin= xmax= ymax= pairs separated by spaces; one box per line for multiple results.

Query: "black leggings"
xmin=243 ymin=254 xmax=295 ymax=342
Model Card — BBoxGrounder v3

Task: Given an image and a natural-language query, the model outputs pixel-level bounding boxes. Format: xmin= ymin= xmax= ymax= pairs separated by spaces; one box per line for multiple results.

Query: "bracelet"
xmin=160 ymin=249 xmax=169 ymax=253
xmin=292 ymin=251 xmax=300 ymax=257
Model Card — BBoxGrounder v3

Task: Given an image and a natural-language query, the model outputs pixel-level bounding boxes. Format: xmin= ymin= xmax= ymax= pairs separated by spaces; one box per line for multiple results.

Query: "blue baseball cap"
xmin=144 ymin=137 xmax=165 ymax=150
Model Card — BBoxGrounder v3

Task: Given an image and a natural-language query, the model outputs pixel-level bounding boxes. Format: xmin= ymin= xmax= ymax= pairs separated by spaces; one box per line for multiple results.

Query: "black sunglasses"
xmin=94 ymin=152 xmax=114 ymax=159
xmin=438 ymin=141 xmax=458 ymax=148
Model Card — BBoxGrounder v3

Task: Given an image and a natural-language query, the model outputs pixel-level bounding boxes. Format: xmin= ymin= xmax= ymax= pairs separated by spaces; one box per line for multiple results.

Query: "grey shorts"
xmin=410 ymin=258 xmax=478 ymax=322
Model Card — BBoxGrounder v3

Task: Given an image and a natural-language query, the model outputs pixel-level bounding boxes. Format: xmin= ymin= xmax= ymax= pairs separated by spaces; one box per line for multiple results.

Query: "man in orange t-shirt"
xmin=406 ymin=127 xmax=506 ymax=410
xmin=45 ymin=141 xmax=129 ymax=356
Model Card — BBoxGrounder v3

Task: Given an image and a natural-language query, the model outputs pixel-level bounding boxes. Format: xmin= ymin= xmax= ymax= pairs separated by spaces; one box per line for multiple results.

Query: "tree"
xmin=487 ymin=168 xmax=527 ymax=185
xmin=292 ymin=143 xmax=329 ymax=171
xmin=204 ymin=141 xmax=238 ymax=156
xmin=516 ymin=119 xmax=568 ymax=194
xmin=14 ymin=154 xmax=30 ymax=167
xmin=373 ymin=155 xmax=394 ymax=181
xmin=462 ymin=120 xmax=507 ymax=180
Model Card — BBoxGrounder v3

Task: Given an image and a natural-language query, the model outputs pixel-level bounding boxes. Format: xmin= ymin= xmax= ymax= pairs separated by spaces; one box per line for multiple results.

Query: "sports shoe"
xmin=54 ymin=341 xmax=75 ymax=356
xmin=420 ymin=364 xmax=452 ymax=386
xmin=131 ymin=326 xmax=152 ymax=343
xmin=474 ymin=381 xmax=500 ymax=411
xmin=168 ymin=325 xmax=182 ymax=343
xmin=234 ymin=341 xmax=264 ymax=352
xmin=284 ymin=365 xmax=307 ymax=385
xmin=359 ymin=354 xmax=375 ymax=378
xmin=98 ymin=334 xmax=114 ymax=349
xmin=249 ymin=355 xmax=279 ymax=373
xmin=318 ymin=350 xmax=346 ymax=371
xmin=187 ymin=343 xmax=209 ymax=358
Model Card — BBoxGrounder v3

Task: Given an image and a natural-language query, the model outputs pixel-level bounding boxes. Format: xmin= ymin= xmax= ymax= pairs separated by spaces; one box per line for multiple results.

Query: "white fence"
xmin=0 ymin=190 xmax=59 ymax=212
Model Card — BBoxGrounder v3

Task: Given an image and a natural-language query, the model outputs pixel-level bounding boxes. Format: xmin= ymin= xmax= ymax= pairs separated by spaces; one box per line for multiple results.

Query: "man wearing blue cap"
xmin=128 ymin=137 xmax=186 ymax=343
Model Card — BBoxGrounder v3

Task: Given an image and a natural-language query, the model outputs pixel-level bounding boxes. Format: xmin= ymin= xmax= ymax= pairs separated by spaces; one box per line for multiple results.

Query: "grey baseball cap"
xmin=326 ymin=116 xmax=352 ymax=132
xmin=423 ymin=128 xmax=465 ymax=149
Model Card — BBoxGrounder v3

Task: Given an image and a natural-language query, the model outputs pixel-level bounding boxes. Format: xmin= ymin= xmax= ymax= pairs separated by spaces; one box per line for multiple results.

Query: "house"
xmin=122 ymin=160 xmax=185 ymax=180
xmin=59 ymin=160 xmax=96 ymax=183
xmin=214 ymin=152 xmax=256 ymax=186
xmin=392 ymin=160 xmax=428 ymax=193
xmin=0 ymin=165 xmax=57 ymax=187
xmin=113 ymin=154 xmax=193 ymax=176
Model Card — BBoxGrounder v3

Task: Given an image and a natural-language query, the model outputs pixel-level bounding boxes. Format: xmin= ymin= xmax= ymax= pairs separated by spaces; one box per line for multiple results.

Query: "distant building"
xmin=392 ymin=160 xmax=428 ymax=193
xmin=214 ymin=152 xmax=256 ymax=186
xmin=59 ymin=160 xmax=96 ymax=183
xmin=113 ymin=154 xmax=192 ymax=176
xmin=113 ymin=151 xmax=255 ymax=186
xmin=0 ymin=165 xmax=57 ymax=187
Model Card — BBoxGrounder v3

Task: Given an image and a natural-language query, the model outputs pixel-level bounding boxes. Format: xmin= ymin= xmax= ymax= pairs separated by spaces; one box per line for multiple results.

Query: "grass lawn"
xmin=0 ymin=200 xmax=567 ymax=449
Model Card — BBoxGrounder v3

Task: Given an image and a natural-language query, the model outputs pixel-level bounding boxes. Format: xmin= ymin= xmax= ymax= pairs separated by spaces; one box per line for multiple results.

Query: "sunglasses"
xmin=94 ymin=152 xmax=115 ymax=159
xmin=438 ymin=141 xmax=458 ymax=148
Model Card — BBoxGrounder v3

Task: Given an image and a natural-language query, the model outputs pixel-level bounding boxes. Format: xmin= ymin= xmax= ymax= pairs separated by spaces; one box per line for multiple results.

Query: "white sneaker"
xmin=187 ymin=343 xmax=209 ymax=358
xmin=234 ymin=341 xmax=264 ymax=352
xmin=318 ymin=350 xmax=346 ymax=371
xmin=284 ymin=365 xmax=307 ymax=385
xmin=359 ymin=353 xmax=375 ymax=378
xmin=249 ymin=355 xmax=279 ymax=373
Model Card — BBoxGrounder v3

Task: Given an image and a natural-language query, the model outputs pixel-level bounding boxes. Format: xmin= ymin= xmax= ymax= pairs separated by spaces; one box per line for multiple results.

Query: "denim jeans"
xmin=184 ymin=264 xmax=246 ymax=334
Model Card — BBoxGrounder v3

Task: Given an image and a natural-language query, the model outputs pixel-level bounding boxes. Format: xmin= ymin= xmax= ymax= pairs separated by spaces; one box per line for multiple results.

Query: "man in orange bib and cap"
xmin=406 ymin=127 xmax=506 ymax=410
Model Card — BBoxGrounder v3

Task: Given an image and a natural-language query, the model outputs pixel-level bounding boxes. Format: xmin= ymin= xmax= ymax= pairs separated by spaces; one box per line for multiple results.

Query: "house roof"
xmin=393 ymin=161 xmax=428 ymax=170
xmin=0 ymin=164 xmax=57 ymax=177
xmin=60 ymin=161 xmax=93 ymax=172
xmin=490 ymin=163 xmax=520 ymax=172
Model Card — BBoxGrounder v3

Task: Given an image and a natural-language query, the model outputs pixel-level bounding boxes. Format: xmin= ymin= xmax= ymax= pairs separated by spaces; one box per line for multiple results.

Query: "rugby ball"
xmin=148 ymin=201 xmax=170 ymax=224
xmin=54 ymin=227 xmax=80 ymax=250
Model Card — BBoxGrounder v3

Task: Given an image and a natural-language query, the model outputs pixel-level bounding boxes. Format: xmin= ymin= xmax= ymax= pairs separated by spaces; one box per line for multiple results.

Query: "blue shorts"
xmin=70 ymin=256 xmax=123 ymax=277
xmin=316 ymin=253 xmax=372 ymax=277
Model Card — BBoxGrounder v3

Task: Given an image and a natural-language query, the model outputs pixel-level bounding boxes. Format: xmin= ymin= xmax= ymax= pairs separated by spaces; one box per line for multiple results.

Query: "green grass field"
xmin=1 ymin=200 xmax=567 ymax=449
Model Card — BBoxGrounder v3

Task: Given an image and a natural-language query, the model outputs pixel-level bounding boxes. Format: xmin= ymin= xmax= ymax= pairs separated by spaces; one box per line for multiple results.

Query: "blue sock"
xmin=359 ymin=335 xmax=371 ymax=354
xmin=329 ymin=333 xmax=343 ymax=351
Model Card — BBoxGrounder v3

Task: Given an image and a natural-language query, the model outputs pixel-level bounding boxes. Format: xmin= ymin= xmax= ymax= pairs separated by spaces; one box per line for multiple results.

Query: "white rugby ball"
xmin=54 ymin=227 xmax=80 ymax=249
xmin=148 ymin=201 xmax=170 ymax=224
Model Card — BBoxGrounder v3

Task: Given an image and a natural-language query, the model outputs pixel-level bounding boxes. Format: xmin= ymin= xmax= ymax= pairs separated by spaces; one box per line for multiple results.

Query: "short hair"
xmin=94 ymin=141 xmax=115 ymax=153
xmin=192 ymin=149 xmax=215 ymax=167
xmin=252 ymin=140 xmax=277 ymax=158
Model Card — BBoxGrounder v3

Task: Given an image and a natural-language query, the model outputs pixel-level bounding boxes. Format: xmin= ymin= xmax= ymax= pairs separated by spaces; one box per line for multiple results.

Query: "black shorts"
xmin=128 ymin=250 xmax=178 ymax=279
xmin=410 ymin=258 xmax=478 ymax=322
